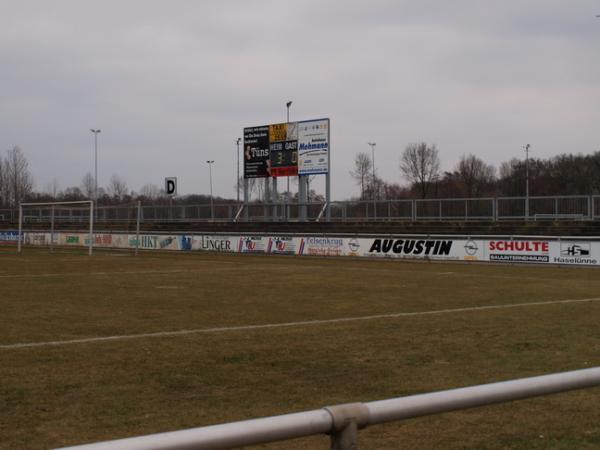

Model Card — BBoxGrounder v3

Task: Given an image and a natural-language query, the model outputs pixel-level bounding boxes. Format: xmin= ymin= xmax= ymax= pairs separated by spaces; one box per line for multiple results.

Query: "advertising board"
xmin=238 ymin=236 xmax=266 ymax=253
xmin=298 ymin=236 xmax=344 ymax=256
xmin=487 ymin=240 xmax=550 ymax=263
xmin=243 ymin=126 xmax=270 ymax=178
xmin=0 ymin=230 xmax=19 ymax=244
xmin=298 ymin=118 xmax=329 ymax=175
xmin=193 ymin=235 xmax=234 ymax=252
xmin=551 ymin=241 xmax=598 ymax=265
xmin=8 ymin=231 xmax=600 ymax=267
xmin=267 ymin=236 xmax=298 ymax=255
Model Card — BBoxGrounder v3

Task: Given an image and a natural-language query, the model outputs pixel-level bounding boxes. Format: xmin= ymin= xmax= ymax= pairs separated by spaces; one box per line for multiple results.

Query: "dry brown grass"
xmin=1 ymin=247 xmax=600 ymax=449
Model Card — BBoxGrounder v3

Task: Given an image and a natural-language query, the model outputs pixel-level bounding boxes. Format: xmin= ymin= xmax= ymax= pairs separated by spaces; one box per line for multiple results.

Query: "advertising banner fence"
xmin=5 ymin=231 xmax=600 ymax=267
xmin=0 ymin=230 xmax=19 ymax=244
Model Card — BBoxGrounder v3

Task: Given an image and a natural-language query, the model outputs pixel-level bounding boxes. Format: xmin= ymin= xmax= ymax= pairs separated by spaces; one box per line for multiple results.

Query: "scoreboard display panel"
xmin=268 ymin=123 xmax=298 ymax=177
xmin=269 ymin=140 xmax=298 ymax=177
xmin=243 ymin=119 xmax=328 ymax=179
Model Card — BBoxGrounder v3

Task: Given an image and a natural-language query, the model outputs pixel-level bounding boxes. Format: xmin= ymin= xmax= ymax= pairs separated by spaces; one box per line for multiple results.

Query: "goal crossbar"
xmin=18 ymin=200 xmax=94 ymax=256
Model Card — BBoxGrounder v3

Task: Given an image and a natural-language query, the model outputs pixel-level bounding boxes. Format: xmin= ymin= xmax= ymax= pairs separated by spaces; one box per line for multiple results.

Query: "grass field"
xmin=1 ymin=247 xmax=600 ymax=450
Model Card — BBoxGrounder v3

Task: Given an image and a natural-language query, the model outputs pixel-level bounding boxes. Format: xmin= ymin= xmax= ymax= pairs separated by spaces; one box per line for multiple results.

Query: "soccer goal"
xmin=18 ymin=200 xmax=94 ymax=256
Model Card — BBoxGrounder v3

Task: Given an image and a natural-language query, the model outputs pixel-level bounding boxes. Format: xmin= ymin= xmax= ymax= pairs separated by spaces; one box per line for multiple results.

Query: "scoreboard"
xmin=269 ymin=140 xmax=298 ymax=177
xmin=243 ymin=119 xmax=328 ymax=178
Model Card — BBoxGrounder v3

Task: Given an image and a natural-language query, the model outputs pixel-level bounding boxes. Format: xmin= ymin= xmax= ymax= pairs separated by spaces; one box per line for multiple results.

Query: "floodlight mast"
xmin=90 ymin=129 xmax=101 ymax=216
xmin=368 ymin=142 xmax=376 ymax=219
xmin=524 ymin=144 xmax=531 ymax=220
xmin=236 ymin=138 xmax=241 ymax=204
xmin=207 ymin=160 xmax=215 ymax=220
xmin=286 ymin=100 xmax=292 ymax=220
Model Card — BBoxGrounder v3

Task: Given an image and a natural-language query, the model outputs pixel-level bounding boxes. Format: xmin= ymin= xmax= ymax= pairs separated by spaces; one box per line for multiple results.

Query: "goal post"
xmin=18 ymin=200 xmax=94 ymax=256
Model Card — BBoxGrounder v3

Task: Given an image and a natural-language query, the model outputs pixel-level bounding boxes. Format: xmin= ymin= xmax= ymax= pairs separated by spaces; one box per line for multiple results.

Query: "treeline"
xmin=0 ymin=145 xmax=231 ymax=208
xmin=351 ymin=142 xmax=600 ymax=200
xmin=0 ymin=147 xmax=33 ymax=207
xmin=2 ymin=144 xmax=600 ymax=209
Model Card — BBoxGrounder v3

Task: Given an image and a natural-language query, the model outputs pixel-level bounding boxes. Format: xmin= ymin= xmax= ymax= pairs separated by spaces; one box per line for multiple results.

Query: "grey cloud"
xmin=1 ymin=1 xmax=599 ymax=199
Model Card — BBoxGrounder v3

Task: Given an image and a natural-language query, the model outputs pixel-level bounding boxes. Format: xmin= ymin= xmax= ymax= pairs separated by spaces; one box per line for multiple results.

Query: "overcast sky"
xmin=1 ymin=1 xmax=599 ymax=200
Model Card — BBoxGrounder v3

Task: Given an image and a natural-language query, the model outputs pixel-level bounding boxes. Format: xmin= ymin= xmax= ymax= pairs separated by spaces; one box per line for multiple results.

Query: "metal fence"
xmin=55 ymin=367 xmax=600 ymax=450
xmin=3 ymin=195 xmax=599 ymax=224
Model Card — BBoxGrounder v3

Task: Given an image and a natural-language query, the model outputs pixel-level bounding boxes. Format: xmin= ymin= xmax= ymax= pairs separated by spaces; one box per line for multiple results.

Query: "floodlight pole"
xmin=90 ymin=129 xmax=101 ymax=218
xmin=286 ymin=101 xmax=292 ymax=221
xmin=524 ymin=144 xmax=530 ymax=220
xmin=207 ymin=160 xmax=215 ymax=220
xmin=135 ymin=201 xmax=141 ymax=256
xmin=50 ymin=205 xmax=55 ymax=253
xmin=236 ymin=138 xmax=241 ymax=204
xmin=17 ymin=204 xmax=22 ymax=253
xmin=368 ymin=142 xmax=376 ymax=219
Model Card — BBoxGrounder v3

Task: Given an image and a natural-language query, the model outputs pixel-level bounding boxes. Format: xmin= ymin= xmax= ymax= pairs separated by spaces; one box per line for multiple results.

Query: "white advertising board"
xmin=297 ymin=118 xmax=329 ymax=175
xmin=12 ymin=231 xmax=600 ymax=267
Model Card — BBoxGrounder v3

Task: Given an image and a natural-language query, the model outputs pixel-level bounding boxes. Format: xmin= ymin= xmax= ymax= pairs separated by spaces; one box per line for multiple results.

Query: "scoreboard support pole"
xmin=326 ymin=124 xmax=331 ymax=221
xmin=243 ymin=179 xmax=249 ymax=221
xmin=299 ymin=175 xmax=307 ymax=222
xmin=272 ymin=178 xmax=278 ymax=222
xmin=326 ymin=173 xmax=331 ymax=221
xmin=264 ymin=178 xmax=270 ymax=221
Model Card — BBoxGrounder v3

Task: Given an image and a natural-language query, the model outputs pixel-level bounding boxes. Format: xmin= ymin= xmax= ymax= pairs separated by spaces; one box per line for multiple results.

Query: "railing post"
xmin=326 ymin=403 xmax=369 ymax=450
xmin=135 ymin=201 xmax=141 ymax=257
xmin=50 ymin=205 xmax=55 ymax=253
xmin=330 ymin=421 xmax=358 ymax=450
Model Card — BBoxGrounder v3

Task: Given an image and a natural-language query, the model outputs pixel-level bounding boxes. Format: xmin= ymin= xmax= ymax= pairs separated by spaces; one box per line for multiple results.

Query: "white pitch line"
xmin=0 ymin=263 xmax=588 ymax=283
xmin=2 ymin=297 xmax=600 ymax=350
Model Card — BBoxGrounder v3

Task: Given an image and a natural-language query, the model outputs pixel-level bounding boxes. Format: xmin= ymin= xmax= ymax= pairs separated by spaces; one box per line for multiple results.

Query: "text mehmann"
xmin=369 ymin=239 xmax=453 ymax=256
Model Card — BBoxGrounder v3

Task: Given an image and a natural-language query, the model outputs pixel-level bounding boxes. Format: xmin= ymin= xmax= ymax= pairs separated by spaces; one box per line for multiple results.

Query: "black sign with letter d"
xmin=165 ymin=177 xmax=177 ymax=196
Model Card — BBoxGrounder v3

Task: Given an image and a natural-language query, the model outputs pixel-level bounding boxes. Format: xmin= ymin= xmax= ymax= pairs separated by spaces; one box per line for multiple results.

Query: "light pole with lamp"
xmin=207 ymin=160 xmax=215 ymax=220
xmin=236 ymin=138 xmax=241 ymax=204
xmin=368 ymin=142 xmax=376 ymax=219
xmin=90 ymin=129 xmax=101 ymax=216
xmin=524 ymin=144 xmax=530 ymax=220
xmin=286 ymin=101 xmax=292 ymax=220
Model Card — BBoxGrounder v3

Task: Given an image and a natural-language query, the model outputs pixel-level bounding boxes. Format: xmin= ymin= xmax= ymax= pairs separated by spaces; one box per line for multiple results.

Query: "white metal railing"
xmin=54 ymin=367 xmax=600 ymax=450
xmin=6 ymin=194 xmax=600 ymax=223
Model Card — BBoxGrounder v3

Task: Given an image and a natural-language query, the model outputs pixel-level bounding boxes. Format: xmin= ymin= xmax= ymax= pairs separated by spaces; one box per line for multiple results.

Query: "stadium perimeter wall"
xmin=1 ymin=230 xmax=599 ymax=267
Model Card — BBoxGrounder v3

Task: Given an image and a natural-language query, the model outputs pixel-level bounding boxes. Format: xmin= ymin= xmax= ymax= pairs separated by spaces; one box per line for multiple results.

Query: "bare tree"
xmin=350 ymin=152 xmax=372 ymax=200
xmin=399 ymin=142 xmax=440 ymax=198
xmin=45 ymin=178 xmax=61 ymax=199
xmin=81 ymin=172 xmax=95 ymax=198
xmin=107 ymin=174 xmax=128 ymax=200
xmin=0 ymin=155 xmax=6 ymax=206
xmin=4 ymin=146 xmax=33 ymax=206
xmin=456 ymin=154 xmax=496 ymax=197
xmin=139 ymin=183 xmax=162 ymax=199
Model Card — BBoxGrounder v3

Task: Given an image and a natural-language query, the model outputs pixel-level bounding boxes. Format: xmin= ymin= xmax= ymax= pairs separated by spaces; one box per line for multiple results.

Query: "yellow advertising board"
xmin=269 ymin=123 xmax=287 ymax=142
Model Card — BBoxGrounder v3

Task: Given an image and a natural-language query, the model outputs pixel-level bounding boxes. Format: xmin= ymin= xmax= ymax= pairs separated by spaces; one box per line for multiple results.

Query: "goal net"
xmin=18 ymin=201 xmax=94 ymax=255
